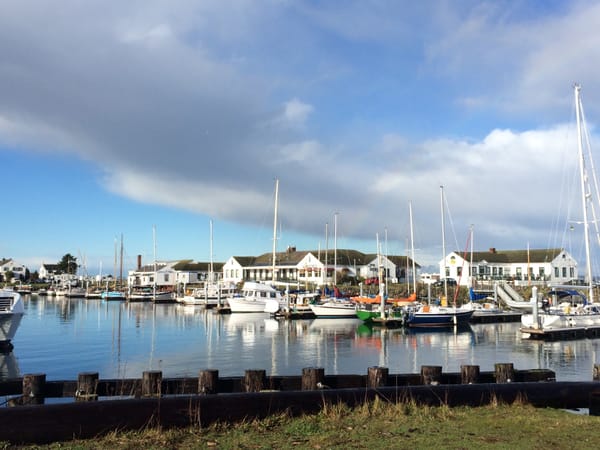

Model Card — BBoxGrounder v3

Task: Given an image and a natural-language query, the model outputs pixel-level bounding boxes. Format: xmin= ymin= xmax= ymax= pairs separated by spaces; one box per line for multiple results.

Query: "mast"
xmin=209 ymin=219 xmax=214 ymax=283
xmin=113 ymin=237 xmax=118 ymax=290
xmin=440 ymin=186 xmax=449 ymax=305
xmin=271 ymin=178 xmax=279 ymax=283
xmin=119 ymin=233 xmax=124 ymax=290
xmin=409 ymin=201 xmax=417 ymax=294
xmin=334 ymin=212 xmax=338 ymax=286
xmin=153 ymin=225 xmax=157 ymax=299
xmin=324 ymin=222 xmax=328 ymax=287
xmin=575 ymin=84 xmax=594 ymax=303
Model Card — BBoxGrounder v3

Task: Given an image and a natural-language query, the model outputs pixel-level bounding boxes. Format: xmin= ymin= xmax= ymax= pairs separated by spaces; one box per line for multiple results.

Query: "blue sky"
xmin=2 ymin=0 xmax=600 ymax=275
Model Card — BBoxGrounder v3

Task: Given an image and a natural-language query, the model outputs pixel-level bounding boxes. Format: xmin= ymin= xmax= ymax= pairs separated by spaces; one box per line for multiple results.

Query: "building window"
xmin=570 ymin=267 xmax=575 ymax=278
xmin=562 ymin=267 xmax=567 ymax=278
xmin=555 ymin=267 xmax=559 ymax=277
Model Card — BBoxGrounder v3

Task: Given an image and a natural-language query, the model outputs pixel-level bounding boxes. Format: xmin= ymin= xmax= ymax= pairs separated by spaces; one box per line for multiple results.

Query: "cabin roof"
xmin=468 ymin=248 xmax=564 ymax=264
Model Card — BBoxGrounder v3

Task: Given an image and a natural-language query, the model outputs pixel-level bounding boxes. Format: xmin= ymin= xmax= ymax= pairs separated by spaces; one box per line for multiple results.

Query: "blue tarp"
xmin=549 ymin=289 xmax=588 ymax=305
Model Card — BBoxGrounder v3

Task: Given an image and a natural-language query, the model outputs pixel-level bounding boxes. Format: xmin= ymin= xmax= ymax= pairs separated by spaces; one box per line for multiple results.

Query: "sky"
xmin=2 ymin=0 xmax=600 ymax=276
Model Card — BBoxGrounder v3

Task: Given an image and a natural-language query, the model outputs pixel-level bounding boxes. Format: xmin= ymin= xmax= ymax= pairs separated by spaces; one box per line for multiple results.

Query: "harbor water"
xmin=2 ymin=294 xmax=600 ymax=382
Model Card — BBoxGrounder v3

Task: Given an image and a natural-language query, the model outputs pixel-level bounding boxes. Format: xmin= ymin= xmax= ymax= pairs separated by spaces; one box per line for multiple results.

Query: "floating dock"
xmin=470 ymin=311 xmax=522 ymax=324
xmin=521 ymin=325 xmax=600 ymax=340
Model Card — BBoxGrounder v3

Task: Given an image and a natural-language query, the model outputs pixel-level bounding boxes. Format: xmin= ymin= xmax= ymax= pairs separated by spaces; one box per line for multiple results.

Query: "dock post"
xmin=420 ymin=365 xmax=443 ymax=385
xmin=532 ymin=286 xmax=539 ymax=329
xmin=75 ymin=372 xmax=99 ymax=402
xmin=302 ymin=367 xmax=325 ymax=390
xmin=244 ymin=369 xmax=266 ymax=392
xmin=198 ymin=369 xmax=219 ymax=394
xmin=495 ymin=363 xmax=515 ymax=383
xmin=22 ymin=373 xmax=46 ymax=405
xmin=590 ymin=390 xmax=600 ymax=416
xmin=142 ymin=370 xmax=163 ymax=397
xmin=460 ymin=365 xmax=480 ymax=384
xmin=367 ymin=366 xmax=389 ymax=387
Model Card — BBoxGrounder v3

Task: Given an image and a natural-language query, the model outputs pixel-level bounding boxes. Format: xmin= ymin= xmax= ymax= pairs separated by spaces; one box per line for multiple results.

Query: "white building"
xmin=440 ymin=247 xmax=577 ymax=286
xmin=222 ymin=248 xmax=419 ymax=287
xmin=0 ymin=258 xmax=28 ymax=282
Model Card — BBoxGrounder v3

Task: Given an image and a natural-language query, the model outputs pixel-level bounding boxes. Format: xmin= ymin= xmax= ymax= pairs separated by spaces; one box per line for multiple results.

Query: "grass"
xmin=3 ymin=399 xmax=600 ymax=449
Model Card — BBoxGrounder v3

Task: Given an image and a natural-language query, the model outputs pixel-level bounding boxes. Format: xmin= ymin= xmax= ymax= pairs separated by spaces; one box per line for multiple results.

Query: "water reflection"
xmin=9 ymin=296 xmax=600 ymax=381
xmin=0 ymin=351 xmax=19 ymax=379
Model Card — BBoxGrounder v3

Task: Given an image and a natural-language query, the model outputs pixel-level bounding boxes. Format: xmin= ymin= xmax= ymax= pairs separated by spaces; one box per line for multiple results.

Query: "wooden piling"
xmin=461 ymin=365 xmax=480 ymax=384
xmin=198 ymin=369 xmax=219 ymax=394
xmin=494 ymin=363 xmax=515 ymax=383
xmin=75 ymin=372 xmax=99 ymax=402
xmin=420 ymin=365 xmax=442 ymax=385
xmin=244 ymin=369 xmax=266 ymax=392
xmin=301 ymin=367 xmax=325 ymax=390
xmin=367 ymin=366 xmax=388 ymax=387
xmin=22 ymin=373 xmax=46 ymax=405
xmin=142 ymin=371 xmax=162 ymax=397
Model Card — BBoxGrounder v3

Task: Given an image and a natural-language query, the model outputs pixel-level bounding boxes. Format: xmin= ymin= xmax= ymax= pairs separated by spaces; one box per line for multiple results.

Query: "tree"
xmin=58 ymin=254 xmax=78 ymax=275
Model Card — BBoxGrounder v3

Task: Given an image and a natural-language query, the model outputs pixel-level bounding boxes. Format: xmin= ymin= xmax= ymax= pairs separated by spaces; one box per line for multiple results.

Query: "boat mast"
xmin=575 ymin=84 xmax=595 ymax=303
xmin=334 ymin=212 xmax=338 ymax=286
xmin=409 ymin=201 xmax=417 ymax=294
xmin=271 ymin=178 xmax=279 ymax=284
xmin=324 ymin=222 xmax=328 ymax=287
xmin=209 ymin=219 xmax=214 ymax=283
xmin=119 ymin=233 xmax=123 ymax=291
xmin=440 ymin=185 xmax=449 ymax=305
xmin=153 ymin=225 xmax=157 ymax=299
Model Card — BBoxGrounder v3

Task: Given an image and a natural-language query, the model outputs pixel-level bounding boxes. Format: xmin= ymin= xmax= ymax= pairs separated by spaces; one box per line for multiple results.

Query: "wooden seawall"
xmin=0 ymin=363 xmax=599 ymax=444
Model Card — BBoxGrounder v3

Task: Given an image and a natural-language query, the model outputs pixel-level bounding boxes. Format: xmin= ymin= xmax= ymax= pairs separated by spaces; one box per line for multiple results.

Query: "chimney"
xmin=137 ymin=254 xmax=142 ymax=270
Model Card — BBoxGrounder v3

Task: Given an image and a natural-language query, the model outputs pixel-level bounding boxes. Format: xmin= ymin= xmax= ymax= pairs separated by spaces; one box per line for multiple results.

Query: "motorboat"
xmin=227 ymin=281 xmax=283 ymax=313
xmin=0 ymin=288 xmax=24 ymax=350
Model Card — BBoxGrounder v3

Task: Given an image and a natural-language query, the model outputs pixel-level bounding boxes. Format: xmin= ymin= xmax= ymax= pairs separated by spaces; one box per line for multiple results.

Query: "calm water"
xmin=2 ymin=295 xmax=600 ymax=382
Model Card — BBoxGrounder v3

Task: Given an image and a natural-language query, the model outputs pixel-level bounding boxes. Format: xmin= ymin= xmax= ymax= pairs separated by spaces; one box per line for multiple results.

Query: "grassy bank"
xmin=5 ymin=400 xmax=600 ymax=449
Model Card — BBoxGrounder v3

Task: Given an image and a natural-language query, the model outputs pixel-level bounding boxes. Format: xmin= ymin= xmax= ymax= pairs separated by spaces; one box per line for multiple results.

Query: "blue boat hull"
xmin=407 ymin=310 xmax=473 ymax=328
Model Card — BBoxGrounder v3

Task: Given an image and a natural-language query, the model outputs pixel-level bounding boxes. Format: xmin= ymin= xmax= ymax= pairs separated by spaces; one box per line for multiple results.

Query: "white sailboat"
xmin=229 ymin=179 xmax=283 ymax=313
xmin=521 ymin=84 xmax=600 ymax=331
xmin=177 ymin=220 xmax=237 ymax=306
xmin=406 ymin=186 xmax=474 ymax=327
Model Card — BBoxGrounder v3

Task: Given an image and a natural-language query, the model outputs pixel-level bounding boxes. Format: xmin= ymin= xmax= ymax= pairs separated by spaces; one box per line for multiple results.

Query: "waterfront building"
xmin=441 ymin=247 xmax=577 ymax=287
xmin=222 ymin=247 xmax=419 ymax=287
xmin=0 ymin=258 xmax=28 ymax=282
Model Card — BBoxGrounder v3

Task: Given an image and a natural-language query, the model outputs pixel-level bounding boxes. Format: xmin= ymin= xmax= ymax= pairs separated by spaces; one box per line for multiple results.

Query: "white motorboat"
xmin=0 ymin=288 xmax=25 ymax=349
xmin=227 ymin=281 xmax=282 ymax=313
xmin=309 ymin=299 xmax=357 ymax=318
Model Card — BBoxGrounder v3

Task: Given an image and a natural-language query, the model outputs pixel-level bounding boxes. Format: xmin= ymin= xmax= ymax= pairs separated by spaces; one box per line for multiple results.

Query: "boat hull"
xmin=309 ymin=302 xmax=356 ymax=318
xmin=0 ymin=290 xmax=24 ymax=346
xmin=227 ymin=297 xmax=267 ymax=313
xmin=407 ymin=308 xmax=474 ymax=327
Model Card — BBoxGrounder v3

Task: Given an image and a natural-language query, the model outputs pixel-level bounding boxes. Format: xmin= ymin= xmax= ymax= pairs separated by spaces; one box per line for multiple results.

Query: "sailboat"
xmin=309 ymin=213 xmax=358 ymax=318
xmin=102 ymin=234 xmax=126 ymax=300
xmin=406 ymin=186 xmax=474 ymax=327
xmin=521 ymin=84 xmax=600 ymax=331
xmin=354 ymin=202 xmax=419 ymax=322
xmin=177 ymin=220 xmax=237 ymax=306
xmin=229 ymin=179 xmax=284 ymax=313
xmin=128 ymin=226 xmax=174 ymax=303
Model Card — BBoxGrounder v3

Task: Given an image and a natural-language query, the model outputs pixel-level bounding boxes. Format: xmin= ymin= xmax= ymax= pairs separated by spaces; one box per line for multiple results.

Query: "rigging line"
xmin=580 ymin=103 xmax=600 ymax=250
xmin=442 ymin=188 xmax=461 ymax=254
xmin=453 ymin=229 xmax=471 ymax=306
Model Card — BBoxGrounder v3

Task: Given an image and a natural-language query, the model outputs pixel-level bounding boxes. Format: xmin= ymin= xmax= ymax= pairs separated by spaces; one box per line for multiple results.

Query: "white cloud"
xmin=282 ymin=98 xmax=313 ymax=127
